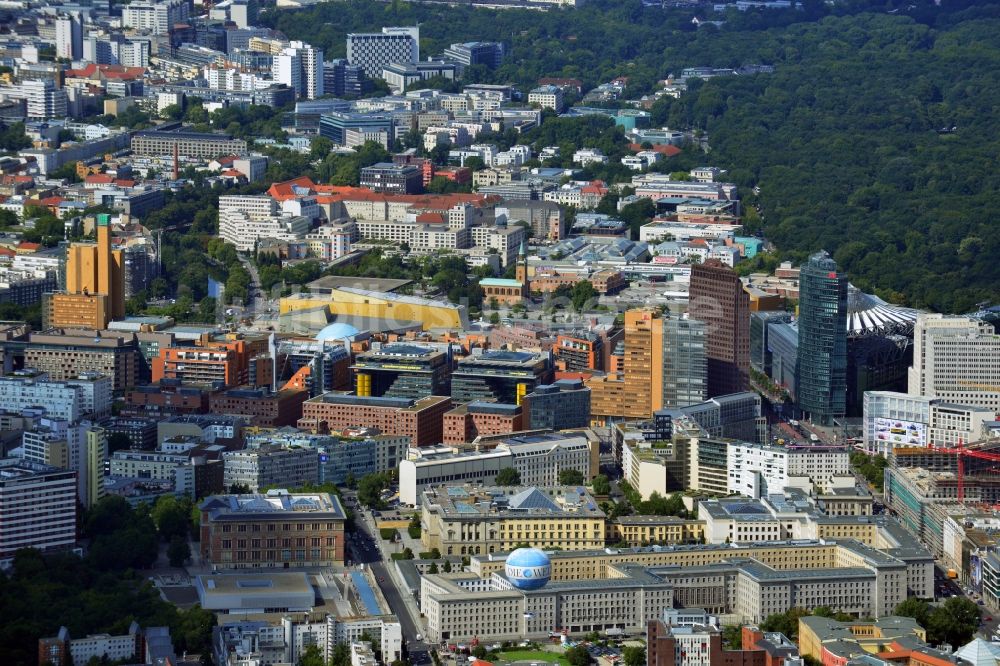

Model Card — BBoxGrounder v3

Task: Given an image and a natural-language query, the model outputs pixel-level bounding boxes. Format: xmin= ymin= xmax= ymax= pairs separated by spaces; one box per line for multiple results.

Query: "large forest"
xmin=265 ymin=0 xmax=1000 ymax=313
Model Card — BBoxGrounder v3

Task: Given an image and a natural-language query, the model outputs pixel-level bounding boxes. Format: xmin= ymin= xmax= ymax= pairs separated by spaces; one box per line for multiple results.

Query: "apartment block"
xmin=0 ymin=459 xmax=77 ymax=564
xmin=222 ymin=446 xmax=320 ymax=492
xmin=23 ymin=329 xmax=140 ymax=391
xmin=131 ymin=130 xmax=248 ymax=159
xmin=346 ymin=27 xmax=419 ymax=78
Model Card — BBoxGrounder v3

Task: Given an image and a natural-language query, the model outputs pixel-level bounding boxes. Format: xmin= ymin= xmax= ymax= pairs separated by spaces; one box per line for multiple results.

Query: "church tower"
xmin=515 ymin=239 xmax=529 ymax=296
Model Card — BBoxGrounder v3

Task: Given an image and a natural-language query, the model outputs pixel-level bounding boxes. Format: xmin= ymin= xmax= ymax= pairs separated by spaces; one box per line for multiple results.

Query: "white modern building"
xmin=0 ymin=373 xmax=111 ymax=422
xmin=862 ymin=390 xmax=994 ymax=454
xmin=122 ymin=0 xmax=189 ymax=34
xmin=399 ymin=433 xmax=594 ymax=506
xmin=0 ymin=458 xmax=77 ymax=565
xmin=725 ymin=441 xmax=850 ymax=497
xmin=22 ymin=79 xmax=68 ymax=120
xmin=528 ymin=85 xmax=564 ymax=112
xmin=908 ymin=313 xmax=1000 ymax=412
xmin=55 ymin=15 xmax=83 ymax=61
xmin=274 ymin=41 xmax=324 ymax=99
xmin=572 ymin=148 xmax=607 ymax=166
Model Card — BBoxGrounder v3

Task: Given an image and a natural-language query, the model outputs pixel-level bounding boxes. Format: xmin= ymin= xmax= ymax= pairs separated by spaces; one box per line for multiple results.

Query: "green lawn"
xmin=496 ymin=649 xmax=569 ymax=665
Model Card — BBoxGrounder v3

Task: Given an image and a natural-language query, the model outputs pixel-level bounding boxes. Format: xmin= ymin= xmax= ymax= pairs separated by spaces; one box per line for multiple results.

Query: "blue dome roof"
xmin=316 ymin=322 xmax=360 ymax=341
xmin=507 ymin=548 xmax=551 ymax=568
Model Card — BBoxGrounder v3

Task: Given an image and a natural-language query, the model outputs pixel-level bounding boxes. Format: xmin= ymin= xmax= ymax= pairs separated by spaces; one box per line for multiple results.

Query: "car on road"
xmin=379 ymin=576 xmax=385 ymax=583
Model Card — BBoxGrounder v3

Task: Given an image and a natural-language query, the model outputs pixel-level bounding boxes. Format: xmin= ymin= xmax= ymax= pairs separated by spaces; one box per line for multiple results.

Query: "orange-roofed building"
xmin=628 ymin=143 xmax=682 ymax=157
xmin=268 ymin=176 xmax=318 ymax=200
xmin=64 ymin=63 xmax=146 ymax=82
xmin=416 ymin=212 xmax=446 ymax=224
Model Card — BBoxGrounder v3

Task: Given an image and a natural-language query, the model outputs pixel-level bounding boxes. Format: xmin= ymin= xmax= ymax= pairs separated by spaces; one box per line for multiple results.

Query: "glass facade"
xmin=796 ymin=251 xmax=848 ymax=425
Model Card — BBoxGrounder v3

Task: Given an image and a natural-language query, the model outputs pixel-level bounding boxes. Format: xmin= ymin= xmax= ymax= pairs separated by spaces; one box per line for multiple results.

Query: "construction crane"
xmin=925 ymin=440 xmax=1000 ymax=504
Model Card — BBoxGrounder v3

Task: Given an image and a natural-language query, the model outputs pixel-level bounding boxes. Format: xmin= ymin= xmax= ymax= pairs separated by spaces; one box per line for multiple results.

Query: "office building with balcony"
xmin=352 ymin=343 xmax=452 ymax=400
xmin=223 ymin=446 xmax=319 ymax=492
xmin=450 ymin=350 xmax=552 ymax=405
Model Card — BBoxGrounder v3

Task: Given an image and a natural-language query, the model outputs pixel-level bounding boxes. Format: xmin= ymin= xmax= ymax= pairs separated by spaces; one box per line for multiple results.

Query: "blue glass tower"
xmin=796 ymin=250 xmax=848 ymax=426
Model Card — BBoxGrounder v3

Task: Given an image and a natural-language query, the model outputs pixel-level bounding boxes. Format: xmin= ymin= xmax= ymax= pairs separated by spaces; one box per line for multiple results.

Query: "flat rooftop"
xmin=307 ymin=275 xmax=412 ymax=294
xmin=423 ymin=485 xmax=604 ymax=520
xmin=200 ymin=491 xmax=345 ymax=520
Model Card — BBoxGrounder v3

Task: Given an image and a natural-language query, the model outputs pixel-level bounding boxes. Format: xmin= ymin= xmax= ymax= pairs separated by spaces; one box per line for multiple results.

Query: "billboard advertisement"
xmin=874 ymin=418 xmax=927 ymax=448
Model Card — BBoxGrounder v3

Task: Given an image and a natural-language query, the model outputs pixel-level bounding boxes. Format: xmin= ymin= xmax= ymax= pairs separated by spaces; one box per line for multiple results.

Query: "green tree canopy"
xmin=496 ymin=467 xmax=521 ymax=486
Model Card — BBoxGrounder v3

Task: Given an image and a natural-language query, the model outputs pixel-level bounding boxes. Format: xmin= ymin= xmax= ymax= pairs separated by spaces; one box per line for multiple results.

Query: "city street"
xmin=346 ymin=495 xmax=432 ymax=666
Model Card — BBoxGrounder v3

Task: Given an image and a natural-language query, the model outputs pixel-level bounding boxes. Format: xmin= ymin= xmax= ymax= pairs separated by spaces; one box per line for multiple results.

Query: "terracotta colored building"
xmin=209 ymin=387 xmax=309 ymax=427
xmin=123 ymin=380 xmax=214 ymax=416
xmin=442 ymin=401 xmax=524 ymax=444
xmin=152 ymin=337 xmax=271 ymax=388
xmin=298 ymin=393 xmax=452 ymax=446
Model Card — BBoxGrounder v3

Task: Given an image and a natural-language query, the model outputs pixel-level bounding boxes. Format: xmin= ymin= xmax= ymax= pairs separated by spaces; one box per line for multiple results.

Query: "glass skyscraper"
xmin=796 ymin=250 xmax=848 ymax=425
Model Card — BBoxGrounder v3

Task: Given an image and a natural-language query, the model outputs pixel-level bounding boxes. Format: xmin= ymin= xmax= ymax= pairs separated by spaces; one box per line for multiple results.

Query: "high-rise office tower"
xmin=663 ymin=316 xmax=707 ymax=408
xmin=588 ymin=308 xmax=709 ymax=420
xmin=55 ymin=15 xmax=83 ymax=60
xmin=346 ymin=26 xmax=419 ymax=79
xmin=689 ymin=260 xmax=750 ymax=397
xmin=796 ymin=250 xmax=848 ymax=425
xmin=908 ymin=313 xmax=1000 ymax=411
xmin=588 ymin=309 xmax=663 ymax=420
xmin=45 ymin=214 xmax=125 ymax=329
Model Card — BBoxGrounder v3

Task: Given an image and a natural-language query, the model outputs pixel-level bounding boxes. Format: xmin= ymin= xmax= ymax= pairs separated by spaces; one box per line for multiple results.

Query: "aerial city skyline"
xmin=0 ymin=0 xmax=999 ymax=665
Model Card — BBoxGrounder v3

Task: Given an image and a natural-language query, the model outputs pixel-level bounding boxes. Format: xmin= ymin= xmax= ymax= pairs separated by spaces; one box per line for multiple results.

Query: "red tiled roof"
xmin=416 ymin=212 xmax=445 ymax=224
xmin=65 ymin=63 xmax=145 ymax=80
xmin=0 ymin=247 xmax=15 ymax=257
xmin=581 ymin=180 xmax=608 ymax=195
xmin=628 ymin=143 xmax=682 ymax=156
xmin=17 ymin=241 xmax=40 ymax=251
xmin=268 ymin=176 xmax=317 ymax=200
xmin=85 ymin=174 xmax=114 ymax=184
